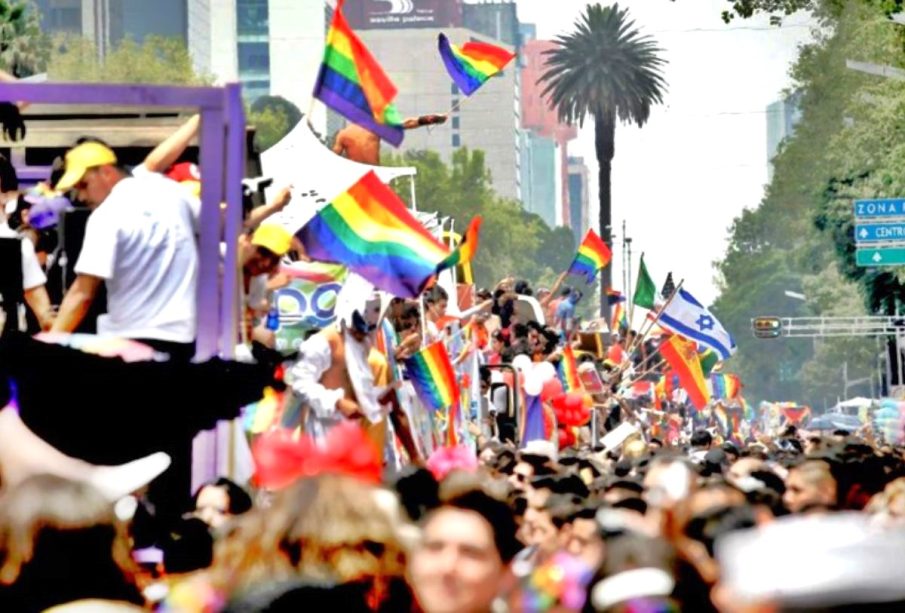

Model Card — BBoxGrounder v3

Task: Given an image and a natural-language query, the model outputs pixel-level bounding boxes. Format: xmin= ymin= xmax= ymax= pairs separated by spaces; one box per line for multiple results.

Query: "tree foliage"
xmin=0 ymin=0 xmax=48 ymax=77
xmin=383 ymin=148 xmax=576 ymax=290
xmin=248 ymin=96 xmax=302 ymax=152
xmin=712 ymin=0 xmax=902 ymax=406
xmin=48 ymin=35 xmax=210 ymax=85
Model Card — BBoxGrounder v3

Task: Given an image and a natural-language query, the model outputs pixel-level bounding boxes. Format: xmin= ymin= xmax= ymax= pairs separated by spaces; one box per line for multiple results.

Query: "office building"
xmin=520 ymin=35 xmax=577 ymax=228
xmin=188 ymin=0 xmax=326 ymax=125
xmin=567 ymin=156 xmax=590 ymax=245
xmin=356 ymin=25 xmax=520 ymax=201
xmin=343 ymin=0 xmax=464 ymax=30
xmin=766 ymin=91 xmax=802 ymax=180
xmin=519 ymin=129 xmax=556 ymax=227
xmin=34 ymin=0 xmax=82 ymax=35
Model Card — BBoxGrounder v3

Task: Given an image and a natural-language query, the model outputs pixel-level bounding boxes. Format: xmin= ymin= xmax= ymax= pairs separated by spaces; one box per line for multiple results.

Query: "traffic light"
xmin=752 ymin=317 xmax=783 ymax=339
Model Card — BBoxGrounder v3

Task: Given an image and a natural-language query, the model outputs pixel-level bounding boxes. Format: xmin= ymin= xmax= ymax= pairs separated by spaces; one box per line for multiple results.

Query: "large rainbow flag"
xmin=297 ymin=171 xmax=452 ymax=298
xmin=438 ymin=34 xmax=516 ymax=96
xmin=568 ymin=229 xmax=612 ymax=283
xmin=404 ymin=341 xmax=460 ymax=413
xmin=313 ymin=0 xmax=404 ymax=145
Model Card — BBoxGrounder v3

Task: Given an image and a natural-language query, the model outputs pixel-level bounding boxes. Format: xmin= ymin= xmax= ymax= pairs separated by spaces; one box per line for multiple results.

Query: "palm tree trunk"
xmin=595 ymin=109 xmax=616 ymax=325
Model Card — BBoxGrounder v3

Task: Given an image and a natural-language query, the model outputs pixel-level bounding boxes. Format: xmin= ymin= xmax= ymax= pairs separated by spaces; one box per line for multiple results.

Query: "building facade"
xmin=519 ymin=130 xmax=556 ymax=227
xmin=356 ymin=25 xmax=520 ymax=201
xmin=766 ymin=91 xmax=802 ymax=180
xmin=520 ymin=36 xmax=577 ymax=229
xmin=567 ymin=156 xmax=590 ymax=245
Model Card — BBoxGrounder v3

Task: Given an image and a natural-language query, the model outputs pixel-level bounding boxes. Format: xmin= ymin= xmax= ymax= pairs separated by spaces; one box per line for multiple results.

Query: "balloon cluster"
xmin=511 ymin=354 xmax=593 ymax=450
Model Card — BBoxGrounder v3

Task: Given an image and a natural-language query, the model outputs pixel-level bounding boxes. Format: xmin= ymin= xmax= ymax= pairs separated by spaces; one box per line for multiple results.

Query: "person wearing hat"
xmin=51 ymin=141 xmax=199 ymax=360
xmin=239 ymin=224 xmax=293 ymax=346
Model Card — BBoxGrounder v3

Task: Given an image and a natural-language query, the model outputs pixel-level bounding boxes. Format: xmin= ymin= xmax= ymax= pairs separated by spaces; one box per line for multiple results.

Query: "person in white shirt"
xmin=51 ymin=142 xmax=199 ymax=360
xmin=0 ymin=154 xmax=53 ymax=331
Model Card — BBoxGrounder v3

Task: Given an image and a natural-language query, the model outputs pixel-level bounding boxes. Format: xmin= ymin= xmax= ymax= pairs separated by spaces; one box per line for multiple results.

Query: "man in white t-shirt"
xmin=51 ymin=142 xmax=199 ymax=360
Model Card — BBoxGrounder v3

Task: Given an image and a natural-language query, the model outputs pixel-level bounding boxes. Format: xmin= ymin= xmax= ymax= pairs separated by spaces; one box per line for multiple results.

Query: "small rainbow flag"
xmin=297 ymin=171 xmax=451 ymax=298
xmin=568 ymin=229 xmax=612 ymax=283
xmin=438 ymin=34 xmax=516 ymax=96
xmin=314 ymin=0 xmax=404 ymax=145
xmin=405 ymin=342 xmax=460 ymax=412
xmin=558 ymin=345 xmax=582 ymax=393
xmin=439 ymin=215 xmax=483 ymax=270
xmin=711 ymin=373 xmax=741 ymax=400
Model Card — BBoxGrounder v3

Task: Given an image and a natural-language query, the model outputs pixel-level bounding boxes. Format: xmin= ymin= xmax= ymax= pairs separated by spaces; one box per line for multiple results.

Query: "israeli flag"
xmin=659 ymin=289 xmax=737 ymax=360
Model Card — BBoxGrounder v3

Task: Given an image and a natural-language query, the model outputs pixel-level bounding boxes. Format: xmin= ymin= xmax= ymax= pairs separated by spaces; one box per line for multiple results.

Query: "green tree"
xmin=383 ymin=147 xmax=575 ymax=290
xmin=48 ymin=35 xmax=209 ymax=85
xmin=248 ymin=95 xmax=303 ymax=152
xmin=711 ymin=0 xmax=901 ymax=405
xmin=539 ymin=3 xmax=666 ymax=322
xmin=0 ymin=0 xmax=48 ymax=77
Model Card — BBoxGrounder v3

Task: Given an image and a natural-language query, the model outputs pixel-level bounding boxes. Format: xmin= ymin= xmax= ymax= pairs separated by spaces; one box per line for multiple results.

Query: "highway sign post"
xmin=856 ymin=247 xmax=905 ymax=266
xmin=854 ymin=199 xmax=905 ymax=266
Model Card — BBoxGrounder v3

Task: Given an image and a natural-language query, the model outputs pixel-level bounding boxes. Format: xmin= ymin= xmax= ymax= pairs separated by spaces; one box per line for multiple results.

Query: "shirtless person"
xmin=332 ymin=114 xmax=448 ymax=165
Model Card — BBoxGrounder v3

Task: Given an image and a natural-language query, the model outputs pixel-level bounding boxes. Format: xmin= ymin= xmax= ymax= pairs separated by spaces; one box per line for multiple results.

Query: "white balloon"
xmin=534 ymin=362 xmax=556 ymax=382
xmin=512 ymin=354 xmax=532 ymax=373
xmin=523 ymin=376 xmax=543 ymax=397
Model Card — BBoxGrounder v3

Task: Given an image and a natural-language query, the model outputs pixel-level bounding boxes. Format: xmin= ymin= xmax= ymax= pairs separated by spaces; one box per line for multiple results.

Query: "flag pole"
xmin=620 ymin=279 xmax=685 ymax=373
xmin=427 ymin=95 xmax=472 ymax=134
xmin=628 ymin=250 xmax=641 ymax=338
xmin=620 ymin=358 xmax=667 ymax=391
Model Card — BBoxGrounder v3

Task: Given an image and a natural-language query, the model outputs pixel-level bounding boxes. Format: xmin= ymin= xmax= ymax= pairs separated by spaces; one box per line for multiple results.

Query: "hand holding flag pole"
xmin=615 ymin=279 xmax=684 ymax=381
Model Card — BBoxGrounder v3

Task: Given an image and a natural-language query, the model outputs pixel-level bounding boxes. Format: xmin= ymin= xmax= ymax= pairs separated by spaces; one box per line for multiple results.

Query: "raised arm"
xmin=142 ymin=114 xmax=200 ymax=173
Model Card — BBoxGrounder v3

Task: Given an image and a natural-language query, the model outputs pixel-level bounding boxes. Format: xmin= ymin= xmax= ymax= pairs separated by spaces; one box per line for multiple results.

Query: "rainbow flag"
xmin=438 ymin=33 xmax=516 ymax=96
xmin=314 ymin=0 xmax=404 ymax=146
xmin=711 ymin=373 xmax=741 ymax=400
xmin=297 ymin=171 xmax=452 ymax=298
xmin=568 ymin=229 xmax=612 ymax=283
xmin=439 ymin=215 xmax=483 ymax=269
xmin=558 ymin=345 xmax=582 ymax=393
xmin=405 ymin=342 xmax=460 ymax=412
xmin=659 ymin=335 xmax=711 ymax=410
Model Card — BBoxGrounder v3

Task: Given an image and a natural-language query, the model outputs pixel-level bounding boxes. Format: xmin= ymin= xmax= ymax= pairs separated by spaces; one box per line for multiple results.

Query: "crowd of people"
xmin=1 ymin=104 xmax=905 ymax=612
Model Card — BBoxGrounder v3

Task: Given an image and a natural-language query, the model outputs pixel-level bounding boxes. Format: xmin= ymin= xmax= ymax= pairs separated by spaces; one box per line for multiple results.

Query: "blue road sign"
xmin=853 ymin=198 xmax=905 ymax=219
xmin=855 ymin=223 xmax=905 ymax=243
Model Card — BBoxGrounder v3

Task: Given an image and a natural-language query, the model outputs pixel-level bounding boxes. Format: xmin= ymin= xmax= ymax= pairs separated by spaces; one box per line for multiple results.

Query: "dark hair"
xmin=440 ymin=489 xmax=521 ymax=563
xmin=162 ymin=517 xmax=214 ymax=574
xmin=400 ymin=304 xmax=420 ymax=322
xmin=192 ymin=478 xmax=253 ymax=515
xmin=424 ymin=285 xmax=448 ymax=305
xmin=0 ymin=153 xmax=18 ymax=192
xmin=691 ymin=430 xmax=713 ymax=449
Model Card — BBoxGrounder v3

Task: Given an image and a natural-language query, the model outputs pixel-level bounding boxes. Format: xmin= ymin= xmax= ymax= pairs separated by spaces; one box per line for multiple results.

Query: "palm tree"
xmin=540 ymin=3 xmax=666 ymax=322
xmin=0 ymin=0 xmax=49 ymax=78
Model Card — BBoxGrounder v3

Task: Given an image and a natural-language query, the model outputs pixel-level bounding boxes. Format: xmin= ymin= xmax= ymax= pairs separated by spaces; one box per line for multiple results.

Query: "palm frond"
xmin=538 ymin=2 xmax=667 ymax=127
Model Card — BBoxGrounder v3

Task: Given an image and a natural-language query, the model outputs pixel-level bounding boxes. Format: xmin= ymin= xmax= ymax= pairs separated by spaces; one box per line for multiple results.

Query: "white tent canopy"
xmin=260 ymin=120 xmax=417 ymax=233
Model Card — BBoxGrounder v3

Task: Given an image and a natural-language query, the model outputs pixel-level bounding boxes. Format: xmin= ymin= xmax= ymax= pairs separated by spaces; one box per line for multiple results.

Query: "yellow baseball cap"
xmin=55 ymin=142 xmax=118 ymax=191
xmin=251 ymin=224 xmax=293 ymax=257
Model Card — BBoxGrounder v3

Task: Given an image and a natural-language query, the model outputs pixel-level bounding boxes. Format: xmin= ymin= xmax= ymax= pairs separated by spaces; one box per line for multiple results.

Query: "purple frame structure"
xmin=0 ymin=81 xmax=246 ymax=481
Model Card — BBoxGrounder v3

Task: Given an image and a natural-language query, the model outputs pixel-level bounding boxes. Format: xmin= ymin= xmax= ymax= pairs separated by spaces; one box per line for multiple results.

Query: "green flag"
xmin=633 ymin=255 xmax=657 ymax=309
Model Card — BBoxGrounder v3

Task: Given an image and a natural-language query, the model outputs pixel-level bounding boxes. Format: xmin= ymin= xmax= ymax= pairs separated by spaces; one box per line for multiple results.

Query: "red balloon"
xmin=558 ymin=427 xmax=576 ymax=448
xmin=541 ymin=378 xmax=564 ymax=401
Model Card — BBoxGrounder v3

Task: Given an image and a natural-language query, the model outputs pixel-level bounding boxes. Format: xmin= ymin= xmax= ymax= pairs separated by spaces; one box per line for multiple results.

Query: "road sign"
xmin=853 ymin=198 xmax=905 ymax=219
xmin=856 ymin=247 xmax=905 ymax=266
xmin=855 ymin=222 xmax=905 ymax=243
